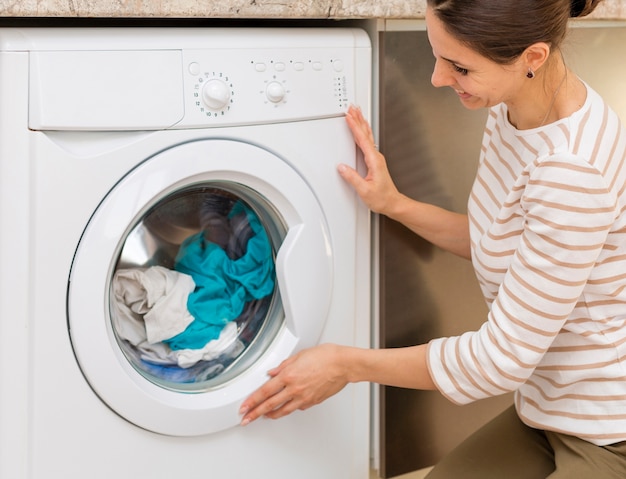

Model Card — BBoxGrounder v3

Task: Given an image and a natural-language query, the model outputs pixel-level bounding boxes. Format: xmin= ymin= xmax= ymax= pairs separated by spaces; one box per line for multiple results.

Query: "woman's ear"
xmin=523 ymin=42 xmax=552 ymax=74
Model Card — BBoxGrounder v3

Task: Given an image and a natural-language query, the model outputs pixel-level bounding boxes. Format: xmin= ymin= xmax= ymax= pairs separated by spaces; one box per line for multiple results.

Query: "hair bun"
xmin=570 ymin=0 xmax=587 ymax=17
xmin=570 ymin=0 xmax=604 ymax=18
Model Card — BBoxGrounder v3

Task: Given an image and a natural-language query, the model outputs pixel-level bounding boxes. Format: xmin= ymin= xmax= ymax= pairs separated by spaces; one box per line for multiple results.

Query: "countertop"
xmin=1 ymin=0 xmax=625 ymax=19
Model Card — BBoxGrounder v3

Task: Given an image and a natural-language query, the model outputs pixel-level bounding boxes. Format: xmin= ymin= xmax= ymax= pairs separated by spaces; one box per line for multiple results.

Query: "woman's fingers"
xmin=345 ymin=105 xmax=376 ymax=149
xmin=239 ymin=345 xmax=348 ymax=426
xmin=239 ymin=375 xmax=288 ymax=425
xmin=341 ymin=104 xmax=402 ymax=216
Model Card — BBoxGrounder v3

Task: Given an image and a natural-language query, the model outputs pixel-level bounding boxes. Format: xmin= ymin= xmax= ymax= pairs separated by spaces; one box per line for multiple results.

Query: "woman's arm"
xmin=339 ymin=106 xmax=471 ymax=259
xmin=239 ymin=343 xmax=436 ymax=426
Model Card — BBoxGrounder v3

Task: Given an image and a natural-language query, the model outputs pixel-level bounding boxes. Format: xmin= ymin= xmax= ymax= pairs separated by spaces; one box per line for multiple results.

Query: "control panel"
xmin=25 ymin=29 xmax=368 ymax=132
xmin=179 ymin=47 xmax=353 ymax=128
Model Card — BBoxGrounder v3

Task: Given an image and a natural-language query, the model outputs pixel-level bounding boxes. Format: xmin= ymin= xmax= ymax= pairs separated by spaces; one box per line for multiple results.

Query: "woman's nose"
xmin=431 ymin=59 xmax=452 ymax=88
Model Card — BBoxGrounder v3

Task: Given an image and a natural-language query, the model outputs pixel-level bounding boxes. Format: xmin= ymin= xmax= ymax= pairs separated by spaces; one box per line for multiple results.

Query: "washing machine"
xmin=0 ymin=27 xmax=371 ymax=478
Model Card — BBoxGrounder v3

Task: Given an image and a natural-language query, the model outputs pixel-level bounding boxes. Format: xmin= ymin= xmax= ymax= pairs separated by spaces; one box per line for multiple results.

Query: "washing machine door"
xmin=68 ymin=139 xmax=333 ymax=436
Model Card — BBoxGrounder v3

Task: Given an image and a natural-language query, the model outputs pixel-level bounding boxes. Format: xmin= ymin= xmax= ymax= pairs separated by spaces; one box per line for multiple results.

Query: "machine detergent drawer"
xmin=29 ymin=50 xmax=184 ymax=131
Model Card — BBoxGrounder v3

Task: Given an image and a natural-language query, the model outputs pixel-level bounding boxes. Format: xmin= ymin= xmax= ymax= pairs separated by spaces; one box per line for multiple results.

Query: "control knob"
xmin=202 ymin=79 xmax=231 ymax=110
xmin=266 ymin=81 xmax=286 ymax=103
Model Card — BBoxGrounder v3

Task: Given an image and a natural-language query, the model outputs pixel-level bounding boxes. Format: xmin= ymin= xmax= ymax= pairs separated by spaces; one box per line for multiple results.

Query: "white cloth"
xmin=171 ymin=321 xmax=243 ymax=368
xmin=112 ymin=266 xmax=196 ymax=344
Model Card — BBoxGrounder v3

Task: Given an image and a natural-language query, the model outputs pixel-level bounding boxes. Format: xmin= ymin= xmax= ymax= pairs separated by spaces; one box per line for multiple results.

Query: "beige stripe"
xmin=494 ymin=121 xmax=525 ymax=169
xmin=522 ymin=196 xmax=614 ymax=215
xmin=485 ymin=325 xmax=536 ymax=369
xmin=476 ymin=172 xmax=502 ymax=207
xmin=522 ymin=395 xmax=626 ymax=421
xmin=468 ymin=336 xmax=518 ymax=394
xmin=517 ymin=134 xmax=540 ymax=158
xmin=563 ymin=324 xmax=626 ymax=339
xmin=595 ymin=253 xmax=626 ymax=266
xmin=525 ymin=213 xmax=612 ymax=233
xmin=494 ymin=211 xmax=522 ymax=224
xmin=469 ymin=190 xmax=494 ymax=225
xmin=548 ymin=334 xmax=626 ymax=352
xmin=486 ymin=228 xmax=521 ymax=243
xmin=538 ymin=160 xmax=602 ymax=175
xmin=579 ymin=297 xmax=626 ymax=308
xmin=572 ymin=106 xmax=593 ymax=155
xmin=527 ymin=178 xmax=608 ymax=195
xmin=609 ymin=147 xmax=626 ymax=191
xmin=472 ymin=252 xmax=507 ymax=274
xmin=525 ymin=378 xmax=626 ymax=402
xmin=528 ymin=231 xmax=604 ymax=254
xmin=454 ymin=338 xmax=491 ymax=399
xmin=468 ymin=206 xmax=485 ymax=237
xmin=538 ymin=130 xmax=556 ymax=154
xmin=521 ymin=234 xmax=597 ymax=268
xmin=587 ymin=271 xmax=626 ymax=286
xmin=493 ymin=294 xmax=559 ymax=336
xmin=501 ymin=282 xmax=570 ymax=321
xmin=532 ymin=372 xmax=626 ymax=389
xmin=536 ymin=355 xmax=623 ymax=372
xmin=516 ymin=252 xmax=586 ymax=288
xmin=556 ymin=122 xmax=570 ymax=143
xmin=439 ymin=339 xmax=477 ymax=402
xmin=482 ymin=158 xmax=509 ymax=195
xmin=508 ymin=267 xmax=579 ymax=305
xmin=489 ymin=311 xmax=545 ymax=354
xmin=589 ymin=102 xmax=609 ymax=168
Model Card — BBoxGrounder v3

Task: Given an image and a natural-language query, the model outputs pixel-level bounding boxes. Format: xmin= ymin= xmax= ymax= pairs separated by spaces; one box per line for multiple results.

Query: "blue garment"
xmin=166 ymin=202 xmax=275 ymax=351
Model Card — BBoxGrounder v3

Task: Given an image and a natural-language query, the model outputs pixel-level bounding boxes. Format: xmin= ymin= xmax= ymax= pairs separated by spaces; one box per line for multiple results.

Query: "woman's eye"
xmin=452 ymin=64 xmax=469 ymax=76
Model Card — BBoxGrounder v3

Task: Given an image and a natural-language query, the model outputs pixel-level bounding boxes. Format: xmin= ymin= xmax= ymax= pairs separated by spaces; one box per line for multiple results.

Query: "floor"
xmin=370 ymin=467 xmax=433 ymax=479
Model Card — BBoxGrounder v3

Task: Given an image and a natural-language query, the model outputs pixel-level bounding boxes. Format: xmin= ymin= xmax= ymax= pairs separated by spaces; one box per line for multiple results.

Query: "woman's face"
xmin=426 ymin=7 xmax=525 ymax=110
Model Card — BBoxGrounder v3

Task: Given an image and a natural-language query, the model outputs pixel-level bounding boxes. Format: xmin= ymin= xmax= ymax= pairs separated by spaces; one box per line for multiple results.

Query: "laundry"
xmin=111 ymin=265 xmax=196 ymax=345
xmin=167 ymin=200 xmax=275 ymax=351
xmin=134 ymin=321 xmax=244 ymax=370
xmin=110 ymin=199 xmax=275 ymax=372
xmin=112 ymin=266 xmax=244 ymax=369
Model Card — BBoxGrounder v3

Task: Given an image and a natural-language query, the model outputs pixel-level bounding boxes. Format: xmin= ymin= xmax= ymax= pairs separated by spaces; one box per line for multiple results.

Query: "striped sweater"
xmin=427 ymin=83 xmax=626 ymax=446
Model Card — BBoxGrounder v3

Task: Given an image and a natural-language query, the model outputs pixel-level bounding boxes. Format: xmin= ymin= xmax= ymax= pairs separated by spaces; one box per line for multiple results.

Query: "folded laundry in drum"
xmin=166 ymin=200 xmax=275 ymax=351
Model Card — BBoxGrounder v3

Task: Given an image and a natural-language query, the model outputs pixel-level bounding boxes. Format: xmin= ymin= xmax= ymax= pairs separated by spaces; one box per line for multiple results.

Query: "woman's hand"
xmin=341 ymin=105 xmax=472 ymax=258
xmin=239 ymin=344 xmax=348 ymax=426
xmin=338 ymin=105 xmax=401 ymax=216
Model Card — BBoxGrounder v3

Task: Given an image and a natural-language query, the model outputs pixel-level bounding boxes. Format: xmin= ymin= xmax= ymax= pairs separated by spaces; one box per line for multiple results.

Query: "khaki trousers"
xmin=425 ymin=406 xmax=626 ymax=479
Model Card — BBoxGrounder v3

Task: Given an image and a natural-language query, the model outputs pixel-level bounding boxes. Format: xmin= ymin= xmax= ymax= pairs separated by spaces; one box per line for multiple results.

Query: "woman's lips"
xmin=455 ymin=89 xmax=472 ymax=100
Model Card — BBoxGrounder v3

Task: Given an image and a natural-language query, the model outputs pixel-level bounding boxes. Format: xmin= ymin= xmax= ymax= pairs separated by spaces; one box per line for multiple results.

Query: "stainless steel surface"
xmin=378 ymin=24 xmax=626 ymax=478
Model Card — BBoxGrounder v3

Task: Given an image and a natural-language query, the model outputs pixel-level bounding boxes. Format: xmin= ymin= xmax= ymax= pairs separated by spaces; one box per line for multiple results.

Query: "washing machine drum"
xmin=68 ymin=140 xmax=333 ymax=436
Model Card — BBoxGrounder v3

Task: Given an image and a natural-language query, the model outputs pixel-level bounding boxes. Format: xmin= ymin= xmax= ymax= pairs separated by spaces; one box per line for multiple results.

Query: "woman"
xmin=240 ymin=0 xmax=626 ymax=476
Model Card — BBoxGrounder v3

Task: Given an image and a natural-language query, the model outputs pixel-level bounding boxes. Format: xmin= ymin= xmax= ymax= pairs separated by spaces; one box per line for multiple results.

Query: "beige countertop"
xmin=1 ymin=0 xmax=625 ymax=19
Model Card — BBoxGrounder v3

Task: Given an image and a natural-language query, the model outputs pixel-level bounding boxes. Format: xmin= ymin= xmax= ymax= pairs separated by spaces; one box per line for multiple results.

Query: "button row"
xmin=254 ymin=60 xmax=344 ymax=73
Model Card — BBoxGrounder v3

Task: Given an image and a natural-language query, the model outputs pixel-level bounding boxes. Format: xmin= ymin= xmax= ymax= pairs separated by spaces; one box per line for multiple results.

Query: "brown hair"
xmin=426 ymin=0 xmax=604 ymax=64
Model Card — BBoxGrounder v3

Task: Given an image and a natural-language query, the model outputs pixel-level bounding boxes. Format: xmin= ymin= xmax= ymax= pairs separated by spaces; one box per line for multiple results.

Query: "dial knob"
xmin=266 ymin=81 xmax=286 ymax=103
xmin=202 ymin=79 xmax=231 ymax=110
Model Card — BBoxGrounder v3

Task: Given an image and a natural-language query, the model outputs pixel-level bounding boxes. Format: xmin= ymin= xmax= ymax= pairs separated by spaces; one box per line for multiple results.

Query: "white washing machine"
xmin=0 ymin=27 xmax=371 ymax=478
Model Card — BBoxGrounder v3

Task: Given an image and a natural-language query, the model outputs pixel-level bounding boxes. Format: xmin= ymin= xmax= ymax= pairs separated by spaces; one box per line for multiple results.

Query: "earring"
xmin=526 ymin=68 xmax=535 ymax=79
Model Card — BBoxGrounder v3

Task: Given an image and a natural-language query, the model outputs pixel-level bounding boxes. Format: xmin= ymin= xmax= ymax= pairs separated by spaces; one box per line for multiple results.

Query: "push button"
xmin=332 ymin=60 xmax=344 ymax=72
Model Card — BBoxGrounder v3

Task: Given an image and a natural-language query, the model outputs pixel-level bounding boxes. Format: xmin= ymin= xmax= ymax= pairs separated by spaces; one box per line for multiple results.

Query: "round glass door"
xmin=68 ymin=139 xmax=332 ymax=436
xmin=111 ymin=182 xmax=283 ymax=392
